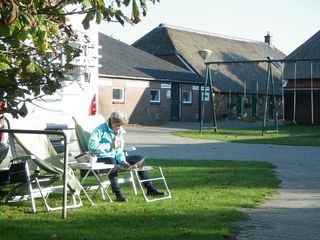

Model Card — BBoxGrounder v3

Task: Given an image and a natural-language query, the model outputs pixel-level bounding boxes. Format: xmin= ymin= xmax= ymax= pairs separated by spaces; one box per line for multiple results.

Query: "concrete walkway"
xmin=125 ymin=121 xmax=320 ymax=240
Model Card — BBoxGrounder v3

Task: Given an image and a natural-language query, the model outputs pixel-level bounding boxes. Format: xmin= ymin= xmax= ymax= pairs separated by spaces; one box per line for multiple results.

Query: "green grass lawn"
xmin=173 ymin=125 xmax=320 ymax=146
xmin=0 ymin=159 xmax=279 ymax=240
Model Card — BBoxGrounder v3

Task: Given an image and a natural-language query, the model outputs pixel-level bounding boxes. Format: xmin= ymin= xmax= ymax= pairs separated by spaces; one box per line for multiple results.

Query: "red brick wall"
xmin=98 ymin=77 xmax=205 ymax=124
xmin=97 ymin=76 xmax=270 ymax=124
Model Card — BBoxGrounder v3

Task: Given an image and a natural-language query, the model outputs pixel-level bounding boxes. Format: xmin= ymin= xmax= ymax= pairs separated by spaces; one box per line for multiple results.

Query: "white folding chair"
xmin=3 ymin=116 xmax=93 ymax=212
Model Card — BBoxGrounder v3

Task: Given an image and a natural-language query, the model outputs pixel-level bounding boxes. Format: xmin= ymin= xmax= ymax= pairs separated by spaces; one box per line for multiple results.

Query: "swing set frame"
xmin=200 ymin=57 xmax=320 ymax=134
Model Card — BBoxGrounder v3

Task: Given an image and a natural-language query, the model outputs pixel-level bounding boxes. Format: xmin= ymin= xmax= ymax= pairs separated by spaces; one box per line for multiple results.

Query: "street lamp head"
xmin=198 ymin=49 xmax=212 ymax=62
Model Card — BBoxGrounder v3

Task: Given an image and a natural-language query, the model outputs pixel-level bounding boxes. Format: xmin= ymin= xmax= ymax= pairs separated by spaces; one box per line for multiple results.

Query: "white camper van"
xmin=27 ymin=14 xmax=100 ymax=153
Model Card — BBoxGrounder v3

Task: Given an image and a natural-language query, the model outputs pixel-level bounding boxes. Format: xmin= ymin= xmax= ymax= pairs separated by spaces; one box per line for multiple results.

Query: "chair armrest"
xmin=11 ymin=155 xmax=36 ymax=164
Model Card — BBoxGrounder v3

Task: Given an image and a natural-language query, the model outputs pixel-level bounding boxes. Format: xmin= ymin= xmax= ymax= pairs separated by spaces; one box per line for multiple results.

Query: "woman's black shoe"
xmin=115 ymin=192 xmax=128 ymax=202
xmin=147 ymin=188 xmax=165 ymax=196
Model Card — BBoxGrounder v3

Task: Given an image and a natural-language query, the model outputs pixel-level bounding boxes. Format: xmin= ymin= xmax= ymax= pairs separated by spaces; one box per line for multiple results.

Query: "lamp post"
xmin=198 ymin=49 xmax=212 ymax=62
xmin=198 ymin=49 xmax=217 ymax=132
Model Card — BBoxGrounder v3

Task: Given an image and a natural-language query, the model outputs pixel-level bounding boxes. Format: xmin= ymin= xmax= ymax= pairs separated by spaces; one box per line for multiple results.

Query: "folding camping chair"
xmin=3 ymin=116 xmax=93 ymax=213
xmin=72 ymin=115 xmax=138 ymax=195
xmin=72 ymin=115 xmax=172 ymax=202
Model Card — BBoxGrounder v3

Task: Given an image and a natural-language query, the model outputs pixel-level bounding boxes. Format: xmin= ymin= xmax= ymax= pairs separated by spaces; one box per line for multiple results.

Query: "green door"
xmin=236 ymin=95 xmax=242 ymax=117
xmin=252 ymin=95 xmax=257 ymax=118
xmin=268 ymin=96 xmax=275 ymax=118
xmin=170 ymin=83 xmax=180 ymax=121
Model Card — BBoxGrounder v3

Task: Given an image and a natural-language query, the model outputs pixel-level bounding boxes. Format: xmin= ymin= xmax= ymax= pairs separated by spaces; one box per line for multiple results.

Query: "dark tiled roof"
xmin=133 ymin=24 xmax=286 ymax=95
xmin=98 ymin=32 xmax=203 ymax=83
xmin=284 ymin=30 xmax=320 ymax=80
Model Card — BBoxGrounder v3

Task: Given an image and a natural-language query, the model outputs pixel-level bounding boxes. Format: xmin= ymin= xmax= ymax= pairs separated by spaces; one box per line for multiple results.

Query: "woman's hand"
xmin=110 ymin=139 xmax=120 ymax=149
xmin=121 ymin=161 xmax=131 ymax=169
xmin=111 ymin=135 xmax=121 ymax=149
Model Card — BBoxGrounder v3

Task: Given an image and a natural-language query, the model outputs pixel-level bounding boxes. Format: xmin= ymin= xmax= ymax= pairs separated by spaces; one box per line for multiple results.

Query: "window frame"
xmin=201 ymin=91 xmax=210 ymax=102
xmin=182 ymin=90 xmax=192 ymax=104
xmin=112 ymin=87 xmax=125 ymax=102
xmin=150 ymin=89 xmax=161 ymax=103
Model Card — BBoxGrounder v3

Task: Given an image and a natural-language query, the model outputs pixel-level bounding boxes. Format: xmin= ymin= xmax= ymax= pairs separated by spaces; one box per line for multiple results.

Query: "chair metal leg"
xmin=81 ymin=187 xmax=95 ymax=205
xmin=25 ymin=162 xmax=37 ymax=213
xmin=129 ymin=170 xmax=138 ymax=195
xmin=91 ymin=169 xmax=112 ymax=202
xmin=134 ymin=166 xmax=172 ymax=202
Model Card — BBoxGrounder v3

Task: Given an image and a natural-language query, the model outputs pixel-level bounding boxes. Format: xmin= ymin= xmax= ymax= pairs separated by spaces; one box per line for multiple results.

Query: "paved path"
xmin=125 ymin=121 xmax=320 ymax=240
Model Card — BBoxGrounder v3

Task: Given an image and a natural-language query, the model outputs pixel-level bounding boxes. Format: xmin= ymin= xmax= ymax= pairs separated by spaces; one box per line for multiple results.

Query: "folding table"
xmin=69 ymin=162 xmax=114 ymax=202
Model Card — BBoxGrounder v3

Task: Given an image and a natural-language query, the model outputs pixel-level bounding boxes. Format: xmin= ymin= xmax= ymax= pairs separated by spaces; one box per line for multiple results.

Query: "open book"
xmin=129 ymin=158 xmax=145 ymax=169
xmin=119 ymin=157 xmax=145 ymax=170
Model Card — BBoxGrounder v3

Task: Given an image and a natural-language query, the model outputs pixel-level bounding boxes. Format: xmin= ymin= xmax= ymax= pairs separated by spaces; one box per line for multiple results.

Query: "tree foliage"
xmin=0 ymin=0 xmax=159 ymax=118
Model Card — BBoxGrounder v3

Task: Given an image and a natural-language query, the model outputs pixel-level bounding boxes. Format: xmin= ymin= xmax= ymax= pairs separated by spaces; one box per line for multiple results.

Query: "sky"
xmin=98 ymin=0 xmax=320 ymax=55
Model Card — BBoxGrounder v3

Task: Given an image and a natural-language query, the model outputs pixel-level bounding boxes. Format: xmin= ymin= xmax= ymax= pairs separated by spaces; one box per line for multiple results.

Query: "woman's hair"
xmin=108 ymin=111 xmax=128 ymax=125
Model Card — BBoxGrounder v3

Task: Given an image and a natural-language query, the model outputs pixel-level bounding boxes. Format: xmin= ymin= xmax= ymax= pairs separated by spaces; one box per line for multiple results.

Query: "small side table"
xmin=70 ymin=162 xmax=115 ymax=202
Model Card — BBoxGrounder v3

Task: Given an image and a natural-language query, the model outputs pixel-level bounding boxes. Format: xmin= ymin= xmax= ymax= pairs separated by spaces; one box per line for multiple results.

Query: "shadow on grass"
xmin=0 ymin=207 xmax=245 ymax=240
xmin=0 ymin=159 xmax=279 ymax=240
xmin=173 ymin=125 xmax=320 ymax=146
xmin=148 ymin=159 xmax=279 ymax=190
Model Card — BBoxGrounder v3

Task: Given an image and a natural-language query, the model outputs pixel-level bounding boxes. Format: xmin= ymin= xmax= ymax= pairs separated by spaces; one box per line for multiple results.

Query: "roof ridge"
xmin=158 ymin=23 xmax=260 ymax=43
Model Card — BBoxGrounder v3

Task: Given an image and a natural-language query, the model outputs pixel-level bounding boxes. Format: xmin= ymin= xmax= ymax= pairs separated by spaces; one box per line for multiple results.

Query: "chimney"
xmin=264 ymin=32 xmax=273 ymax=47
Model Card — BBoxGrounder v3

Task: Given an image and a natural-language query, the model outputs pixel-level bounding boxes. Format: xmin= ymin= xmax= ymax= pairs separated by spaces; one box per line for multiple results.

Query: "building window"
xmin=182 ymin=91 xmax=192 ymax=104
xmin=113 ymin=87 xmax=124 ymax=102
xmin=201 ymin=91 xmax=210 ymax=102
xmin=150 ymin=89 xmax=160 ymax=103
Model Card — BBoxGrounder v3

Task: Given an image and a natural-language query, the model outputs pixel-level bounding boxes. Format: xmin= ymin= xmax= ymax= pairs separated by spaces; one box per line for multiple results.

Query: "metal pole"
xmin=310 ymin=61 xmax=314 ymax=124
xmin=205 ymin=58 xmax=320 ymax=65
xmin=293 ymin=62 xmax=297 ymax=123
xmin=270 ymin=64 xmax=278 ymax=132
xmin=62 ymin=132 xmax=68 ymax=220
xmin=243 ymin=81 xmax=246 ymax=118
xmin=256 ymin=81 xmax=259 ymax=118
xmin=281 ymin=63 xmax=285 ymax=121
xmin=208 ymin=67 xmax=217 ymax=131
xmin=200 ymin=65 xmax=209 ymax=132
xmin=263 ymin=62 xmax=271 ymax=135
